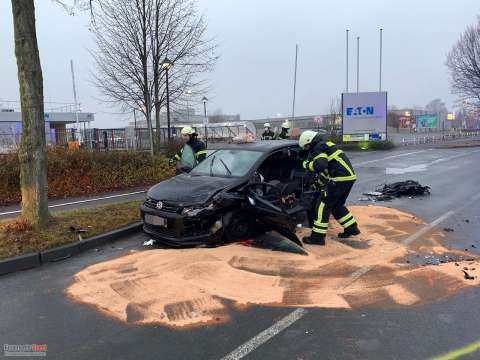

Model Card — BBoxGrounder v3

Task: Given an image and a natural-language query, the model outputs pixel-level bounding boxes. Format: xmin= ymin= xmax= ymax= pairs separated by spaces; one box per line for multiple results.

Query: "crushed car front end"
xmin=141 ymin=196 xmax=226 ymax=247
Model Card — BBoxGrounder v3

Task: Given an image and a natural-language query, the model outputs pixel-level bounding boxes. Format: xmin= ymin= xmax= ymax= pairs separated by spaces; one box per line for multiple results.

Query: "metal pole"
xmin=203 ymin=101 xmax=208 ymax=148
xmin=291 ymin=44 xmax=298 ymax=129
xmin=346 ymin=29 xmax=349 ymax=93
xmin=70 ymin=59 xmax=80 ymax=142
xmin=356 ymin=37 xmax=360 ymax=93
xmin=133 ymin=108 xmax=137 ymax=150
xmin=166 ymin=69 xmax=171 ymax=141
xmin=379 ymin=28 xmax=383 ymax=92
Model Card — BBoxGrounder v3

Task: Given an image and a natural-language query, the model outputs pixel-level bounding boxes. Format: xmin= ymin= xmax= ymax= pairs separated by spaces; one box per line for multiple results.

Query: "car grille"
xmin=183 ymin=218 xmax=210 ymax=236
xmin=144 ymin=198 xmax=181 ymax=213
xmin=144 ymin=223 xmax=177 ymax=238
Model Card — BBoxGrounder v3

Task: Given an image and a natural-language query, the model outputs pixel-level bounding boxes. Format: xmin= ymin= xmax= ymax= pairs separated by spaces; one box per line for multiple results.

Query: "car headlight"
xmin=181 ymin=203 xmax=215 ymax=216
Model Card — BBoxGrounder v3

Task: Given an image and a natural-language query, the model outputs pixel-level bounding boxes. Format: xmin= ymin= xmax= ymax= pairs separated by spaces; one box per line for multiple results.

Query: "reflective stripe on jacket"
xmin=302 ymin=138 xmax=356 ymax=182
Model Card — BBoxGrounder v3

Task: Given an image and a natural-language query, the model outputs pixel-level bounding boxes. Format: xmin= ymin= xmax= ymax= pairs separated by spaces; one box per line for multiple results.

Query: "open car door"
xmin=244 ymin=181 xmax=307 ymax=246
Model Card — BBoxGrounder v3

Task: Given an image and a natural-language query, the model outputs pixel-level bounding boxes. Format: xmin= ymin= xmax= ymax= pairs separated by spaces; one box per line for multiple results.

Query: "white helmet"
xmin=299 ymin=130 xmax=318 ymax=148
xmin=281 ymin=120 xmax=291 ymax=129
xmin=264 ymin=122 xmax=271 ymax=128
xmin=181 ymin=126 xmax=195 ymax=135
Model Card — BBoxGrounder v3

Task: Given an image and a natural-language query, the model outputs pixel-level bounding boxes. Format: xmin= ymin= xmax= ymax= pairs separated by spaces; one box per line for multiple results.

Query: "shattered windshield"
xmin=190 ymin=149 xmax=263 ymax=177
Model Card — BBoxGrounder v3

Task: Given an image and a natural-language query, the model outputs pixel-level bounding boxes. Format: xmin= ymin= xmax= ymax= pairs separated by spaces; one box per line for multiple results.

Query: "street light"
xmin=185 ymin=89 xmax=192 ymax=123
xmin=202 ymin=96 xmax=208 ymax=147
xmin=161 ymin=57 xmax=174 ymax=141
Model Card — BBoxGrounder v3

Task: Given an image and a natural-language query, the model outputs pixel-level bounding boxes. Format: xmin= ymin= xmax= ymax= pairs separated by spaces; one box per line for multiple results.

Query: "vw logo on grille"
xmin=156 ymin=201 xmax=164 ymax=210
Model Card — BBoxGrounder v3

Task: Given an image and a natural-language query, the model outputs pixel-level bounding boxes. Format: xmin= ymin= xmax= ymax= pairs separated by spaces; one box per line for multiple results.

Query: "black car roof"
xmin=216 ymin=140 xmax=299 ymax=152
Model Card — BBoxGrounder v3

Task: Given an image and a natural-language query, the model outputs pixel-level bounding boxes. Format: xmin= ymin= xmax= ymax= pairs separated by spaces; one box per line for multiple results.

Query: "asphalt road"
xmin=1 ymin=146 xmax=480 ymax=359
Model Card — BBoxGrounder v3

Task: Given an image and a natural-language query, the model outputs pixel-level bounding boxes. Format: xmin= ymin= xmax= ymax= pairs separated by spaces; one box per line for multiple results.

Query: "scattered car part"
xmin=363 ymin=180 xmax=430 ymax=201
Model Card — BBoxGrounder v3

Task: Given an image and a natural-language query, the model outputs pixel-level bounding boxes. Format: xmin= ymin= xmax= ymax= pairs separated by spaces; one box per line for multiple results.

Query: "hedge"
xmin=0 ymin=148 xmax=175 ymax=206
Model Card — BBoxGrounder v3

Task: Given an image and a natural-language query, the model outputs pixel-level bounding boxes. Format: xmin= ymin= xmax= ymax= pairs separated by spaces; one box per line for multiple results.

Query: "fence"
xmin=0 ymin=125 xmax=257 ymax=153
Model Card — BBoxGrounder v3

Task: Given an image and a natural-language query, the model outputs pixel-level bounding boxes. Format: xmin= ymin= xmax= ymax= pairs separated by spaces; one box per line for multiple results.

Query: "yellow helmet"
xmin=299 ymin=130 xmax=318 ymax=148
xmin=281 ymin=120 xmax=291 ymax=129
xmin=181 ymin=126 xmax=195 ymax=135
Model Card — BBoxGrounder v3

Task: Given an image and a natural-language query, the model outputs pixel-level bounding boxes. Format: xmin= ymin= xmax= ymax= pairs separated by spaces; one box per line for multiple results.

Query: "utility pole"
xmin=346 ymin=29 xmax=350 ymax=93
xmin=70 ymin=59 xmax=81 ymax=143
xmin=356 ymin=36 xmax=360 ymax=93
xmin=291 ymin=44 xmax=298 ymax=129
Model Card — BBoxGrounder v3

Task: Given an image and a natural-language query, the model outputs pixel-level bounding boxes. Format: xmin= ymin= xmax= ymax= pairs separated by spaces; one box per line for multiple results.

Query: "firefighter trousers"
xmin=310 ymin=180 xmax=357 ymax=238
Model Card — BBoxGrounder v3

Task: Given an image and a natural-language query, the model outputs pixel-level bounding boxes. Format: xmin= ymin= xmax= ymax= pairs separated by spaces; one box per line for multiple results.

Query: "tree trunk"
xmin=11 ymin=0 xmax=50 ymax=226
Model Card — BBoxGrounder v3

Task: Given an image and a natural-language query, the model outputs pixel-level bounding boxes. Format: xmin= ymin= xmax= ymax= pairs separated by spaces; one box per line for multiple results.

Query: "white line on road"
xmin=220 ymin=308 xmax=307 ymax=360
xmin=354 ymin=149 xmax=432 ymax=166
xmin=0 ymin=190 xmax=147 ymax=216
xmin=341 ymin=192 xmax=480 ymax=290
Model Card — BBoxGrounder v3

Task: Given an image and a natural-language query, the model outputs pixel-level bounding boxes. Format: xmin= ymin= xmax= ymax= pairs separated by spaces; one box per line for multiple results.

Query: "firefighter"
xmin=276 ymin=120 xmax=291 ymax=139
xmin=299 ymin=130 xmax=360 ymax=245
xmin=170 ymin=126 xmax=207 ymax=165
xmin=261 ymin=123 xmax=275 ymax=140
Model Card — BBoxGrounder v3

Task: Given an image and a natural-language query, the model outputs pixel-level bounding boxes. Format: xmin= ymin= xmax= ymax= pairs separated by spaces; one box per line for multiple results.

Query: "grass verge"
xmin=0 ymin=200 xmax=142 ymax=260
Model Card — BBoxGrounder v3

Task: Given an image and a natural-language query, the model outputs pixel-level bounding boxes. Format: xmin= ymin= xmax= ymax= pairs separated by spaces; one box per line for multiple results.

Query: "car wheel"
xmin=224 ymin=210 xmax=255 ymax=241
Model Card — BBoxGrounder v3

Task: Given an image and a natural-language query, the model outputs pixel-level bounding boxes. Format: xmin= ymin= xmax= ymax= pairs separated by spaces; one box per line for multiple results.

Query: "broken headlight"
xmin=181 ymin=203 xmax=215 ymax=217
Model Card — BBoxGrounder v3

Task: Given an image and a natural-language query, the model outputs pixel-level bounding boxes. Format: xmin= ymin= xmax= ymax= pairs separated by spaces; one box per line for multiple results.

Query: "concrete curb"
xmin=0 ymin=222 xmax=143 ymax=276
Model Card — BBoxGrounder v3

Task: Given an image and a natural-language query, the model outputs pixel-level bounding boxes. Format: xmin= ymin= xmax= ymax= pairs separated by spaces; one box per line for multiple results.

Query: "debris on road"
xmin=143 ymin=239 xmax=156 ymax=246
xmin=362 ymin=180 xmax=430 ymax=201
xmin=67 ymin=206 xmax=480 ymax=328
xmin=443 ymin=228 xmax=454 ymax=232
xmin=463 ymin=270 xmax=476 ymax=280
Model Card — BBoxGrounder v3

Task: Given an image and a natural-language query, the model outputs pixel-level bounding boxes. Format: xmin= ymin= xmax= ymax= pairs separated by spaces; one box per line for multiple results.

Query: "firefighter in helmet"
xmin=299 ymin=130 xmax=360 ymax=245
xmin=276 ymin=120 xmax=291 ymax=139
xmin=170 ymin=126 xmax=207 ymax=166
xmin=261 ymin=123 xmax=275 ymax=140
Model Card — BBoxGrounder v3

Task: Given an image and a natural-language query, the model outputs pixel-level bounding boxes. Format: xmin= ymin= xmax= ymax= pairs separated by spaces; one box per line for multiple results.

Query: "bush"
xmin=0 ymin=148 xmax=175 ymax=206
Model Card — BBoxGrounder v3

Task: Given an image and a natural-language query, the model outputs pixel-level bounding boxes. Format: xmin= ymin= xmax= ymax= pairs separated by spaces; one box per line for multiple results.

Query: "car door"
xmin=244 ymin=146 xmax=310 ymax=245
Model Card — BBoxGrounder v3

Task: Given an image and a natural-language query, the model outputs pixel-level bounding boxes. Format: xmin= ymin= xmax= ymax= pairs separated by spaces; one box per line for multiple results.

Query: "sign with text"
xmin=416 ymin=114 xmax=438 ymax=129
xmin=342 ymin=92 xmax=387 ymax=141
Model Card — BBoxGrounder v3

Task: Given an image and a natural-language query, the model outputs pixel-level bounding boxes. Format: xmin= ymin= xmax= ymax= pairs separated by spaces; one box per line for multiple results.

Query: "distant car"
xmin=140 ymin=140 xmax=314 ymax=247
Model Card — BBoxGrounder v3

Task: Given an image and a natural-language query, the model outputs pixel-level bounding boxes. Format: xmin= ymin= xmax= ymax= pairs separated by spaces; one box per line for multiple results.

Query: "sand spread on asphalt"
xmin=66 ymin=205 xmax=480 ymax=328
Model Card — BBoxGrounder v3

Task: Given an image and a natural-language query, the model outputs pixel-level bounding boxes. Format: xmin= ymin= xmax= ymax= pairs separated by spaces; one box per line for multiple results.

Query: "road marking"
xmin=430 ymin=340 xmax=480 ymax=360
xmin=355 ymin=149 xmax=431 ymax=166
xmin=336 ymin=265 xmax=375 ymax=289
xmin=220 ymin=308 xmax=307 ymax=360
xmin=342 ymin=192 xmax=480 ymax=289
xmin=0 ymin=190 xmax=147 ymax=216
xmin=404 ymin=192 xmax=480 ymax=246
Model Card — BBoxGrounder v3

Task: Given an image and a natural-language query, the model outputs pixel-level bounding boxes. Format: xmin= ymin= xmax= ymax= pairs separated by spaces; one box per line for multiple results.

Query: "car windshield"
xmin=190 ymin=149 xmax=263 ymax=177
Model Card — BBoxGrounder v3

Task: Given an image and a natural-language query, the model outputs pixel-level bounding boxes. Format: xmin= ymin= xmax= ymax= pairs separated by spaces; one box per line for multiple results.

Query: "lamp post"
xmin=202 ymin=96 xmax=208 ymax=147
xmin=161 ymin=57 xmax=173 ymax=141
xmin=185 ymin=89 xmax=192 ymax=123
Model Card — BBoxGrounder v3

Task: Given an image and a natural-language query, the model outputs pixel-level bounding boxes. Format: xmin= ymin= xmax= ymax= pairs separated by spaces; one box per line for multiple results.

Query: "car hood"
xmin=147 ymin=173 xmax=240 ymax=205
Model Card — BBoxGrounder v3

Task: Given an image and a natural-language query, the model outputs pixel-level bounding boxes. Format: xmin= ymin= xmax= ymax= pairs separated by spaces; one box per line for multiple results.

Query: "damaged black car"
xmin=140 ymin=140 xmax=314 ymax=247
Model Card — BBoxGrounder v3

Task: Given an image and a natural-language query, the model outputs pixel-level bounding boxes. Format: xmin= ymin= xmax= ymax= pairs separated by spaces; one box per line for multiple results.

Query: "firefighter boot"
xmin=303 ymin=233 xmax=326 ymax=246
xmin=338 ymin=224 xmax=361 ymax=238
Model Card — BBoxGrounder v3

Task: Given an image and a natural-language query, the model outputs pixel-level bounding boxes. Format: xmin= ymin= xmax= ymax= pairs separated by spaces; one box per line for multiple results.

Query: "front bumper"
xmin=140 ymin=204 xmax=221 ymax=247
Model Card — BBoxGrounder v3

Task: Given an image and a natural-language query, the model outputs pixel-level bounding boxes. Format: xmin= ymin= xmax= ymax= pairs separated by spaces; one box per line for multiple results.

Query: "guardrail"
xmin=397 ymin=131 xmax=480 ymax=146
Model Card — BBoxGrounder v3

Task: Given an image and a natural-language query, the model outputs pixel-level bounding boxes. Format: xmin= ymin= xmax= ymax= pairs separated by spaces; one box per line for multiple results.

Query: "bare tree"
xmin=11 ymin=0 xmax=50 ymax=226
xmin=91 ymin=0 xmax=217 ymax=153
xmin=446 ymin=17 xmax=480 ymax=107
xmin=327 ymin=97 xmax=341 ymax=134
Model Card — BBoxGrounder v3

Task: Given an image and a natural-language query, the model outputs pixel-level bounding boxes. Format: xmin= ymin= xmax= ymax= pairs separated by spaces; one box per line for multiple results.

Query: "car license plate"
xmin=145 ymin=214 xmax=167 ymax=227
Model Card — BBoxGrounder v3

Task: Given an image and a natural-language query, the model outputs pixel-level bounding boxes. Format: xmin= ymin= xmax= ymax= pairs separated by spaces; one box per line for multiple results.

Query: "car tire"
xmin=224 ymin=210 xmax=255 ymax=241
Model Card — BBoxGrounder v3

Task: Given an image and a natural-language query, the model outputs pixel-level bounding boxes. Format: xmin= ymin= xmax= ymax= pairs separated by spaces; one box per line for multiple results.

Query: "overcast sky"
xmin=1 ymin=0 xmax=479 ymax=127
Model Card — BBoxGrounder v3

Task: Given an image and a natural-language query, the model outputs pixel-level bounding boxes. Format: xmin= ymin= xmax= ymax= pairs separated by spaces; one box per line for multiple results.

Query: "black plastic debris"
xmin=363 ymin=180 xmax=430 ymax=201
xmin=463 ymin=270 xmax=475 ymax=280
xmin=443 ymin=228 xmax=454 ymax=232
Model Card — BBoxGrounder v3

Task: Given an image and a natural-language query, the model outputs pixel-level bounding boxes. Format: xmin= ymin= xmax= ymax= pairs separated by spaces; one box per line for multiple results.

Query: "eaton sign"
xmin=342 ymin=91 xmax=387 ymax=139
xmin=346 ymin=106 xmax=375 ymax=116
